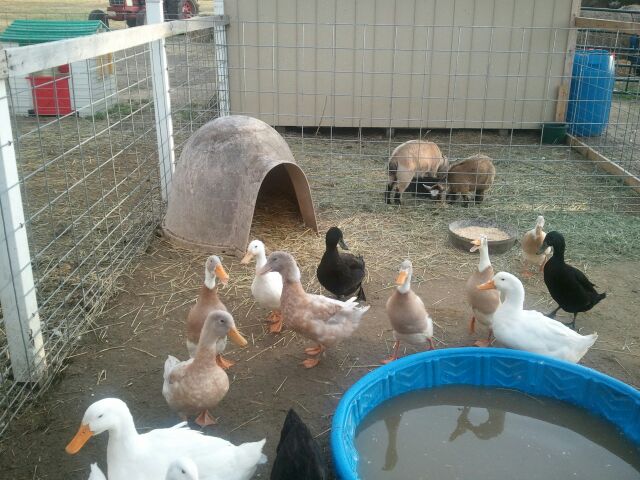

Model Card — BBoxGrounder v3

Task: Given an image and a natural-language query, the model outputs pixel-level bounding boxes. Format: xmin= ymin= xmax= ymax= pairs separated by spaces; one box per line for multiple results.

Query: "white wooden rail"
xmin=0 ymin=80 xmax=47 ymax=382
xmin=148 ymin=0 xmax=176 ymax=201
xmin=0 ymin=15 xmax=229 ymax=80
xmin=0 ymin=6 xmax=231 ymax=384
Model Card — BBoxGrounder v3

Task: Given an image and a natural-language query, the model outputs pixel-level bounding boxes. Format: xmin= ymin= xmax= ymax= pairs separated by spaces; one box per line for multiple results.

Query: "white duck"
xmin=166 ymin=458 xmax=199 ymax=480
xmin=521 ymin=215 xmax=550 ymax=277
xmin=465 ymin=236 xmax=500 ymax=347
xmin=88 ymin=458 xmax=200 ymax=480
xmin=241 ymin=240 xmax=283 ymax=333
xmin=67 ymin=398 xmax=266 ymax=480
xmin=477 ymin=272 xmax=597 ymax=363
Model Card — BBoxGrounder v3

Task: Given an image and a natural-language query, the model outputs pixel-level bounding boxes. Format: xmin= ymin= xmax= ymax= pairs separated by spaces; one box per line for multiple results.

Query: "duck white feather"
xmin=479 ymin=272 xmax=597 ymax=363
xmin=241 ymin=240 xmax=283 ymax=333
xmin=88 ymin=463 xmax=106 ymax=480
xmin=66 ymin=398 xmax=266 ymax=480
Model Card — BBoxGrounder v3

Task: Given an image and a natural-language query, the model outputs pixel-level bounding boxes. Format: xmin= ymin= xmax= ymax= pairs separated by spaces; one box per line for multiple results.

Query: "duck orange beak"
xmin=228 ymin=326 xmax=248 ymax=347
xmin=395 ymin=271 xmax=408 ymax=286
xmin=240 ymin=252 xmax=254 ymax=265
xmin=469 ymin=239 xmax=481 ymax=253
xmin=214 ymin=264 xmax=229 ymax=285
xmin=477 ymin=280 xmax=496 ymax=290
xmin=66 ymin=423 xmax=93 ymax=454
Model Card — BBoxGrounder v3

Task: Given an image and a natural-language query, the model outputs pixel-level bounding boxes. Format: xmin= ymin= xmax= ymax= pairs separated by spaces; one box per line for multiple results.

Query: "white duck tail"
xmin=570 ymin=332 xmax=598 ymax=363
xmin=239 ymin=438 xmax=268 ymax=465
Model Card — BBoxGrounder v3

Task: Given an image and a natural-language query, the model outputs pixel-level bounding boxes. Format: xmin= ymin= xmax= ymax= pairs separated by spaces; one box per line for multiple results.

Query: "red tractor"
xmin=89 ymin=0 xmax=199 ymax=28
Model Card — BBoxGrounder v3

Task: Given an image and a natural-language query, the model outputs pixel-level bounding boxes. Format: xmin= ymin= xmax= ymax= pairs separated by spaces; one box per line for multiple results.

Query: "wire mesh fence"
xmin=0 ymin=16 xmax=221 ymax=435
xmin=1 ymin=0 xmax=640 ymax=438
xmin=220 ymin=2 xmax=640 ymax=213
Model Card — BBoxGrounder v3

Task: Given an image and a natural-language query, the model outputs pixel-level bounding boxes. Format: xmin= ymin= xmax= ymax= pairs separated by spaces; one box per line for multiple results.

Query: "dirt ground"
xmin=1 ymin=201 xmax=638 ymax=479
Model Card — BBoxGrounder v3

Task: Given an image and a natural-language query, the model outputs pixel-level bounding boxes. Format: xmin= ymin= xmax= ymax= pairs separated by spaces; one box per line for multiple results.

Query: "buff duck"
xmin=164 ymin=310 xmax=247 ymax=426
xmin=241 ymin=239 xmax=283 ymax=333
xmin=260 ymin=251 xmax=369 ymax=368
xmin=478 ymin=272 xmax=598 ymax=363
xmin=66 ymin=398 xmax=267 ymax=480
xmin=383 ymin=260 xmax=434 ymax=363
xmin=317 ymin=227 xmax=366 ymax=301
xmin=186 ymin=255 xmax=236 ymax=369
xmin=466 ymin=236 xmax=500 ymax=347
xmin=521 ymin=215 xmax=550 ymax=277
xmin=539 ymin=231 xmax=606 ymax=329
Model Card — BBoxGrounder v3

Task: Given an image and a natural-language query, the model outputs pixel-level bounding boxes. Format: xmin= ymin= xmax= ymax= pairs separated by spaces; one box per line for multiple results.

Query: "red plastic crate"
xmin=29 ymin=75 xmax=72 ymax=116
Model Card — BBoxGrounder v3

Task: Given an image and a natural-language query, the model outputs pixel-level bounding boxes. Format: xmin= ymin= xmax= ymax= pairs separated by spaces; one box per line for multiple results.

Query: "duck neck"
xmin=204 ymin=268 xmax=216 ymax=290
xmin=107 ymin=410 xmax=139 ymax=446
xmin=551 ymin=244 xmax=565 ymax=262
xmin=397 ymin=273 xmax=412 ymax=294
xmin=325 ymin=241 xmax=339 ymax=255
xmin=254 ymin=250 xmax=268 ymax=271
xmin=194 ymin=340 xmax=219 ymax=363
xmin=283 ymin=264 xmax=301 ymax=284
xmin=478 ymin=244 xmax=491 ymax=272
xmin=502 ymin=284 xmax=525 ymax=311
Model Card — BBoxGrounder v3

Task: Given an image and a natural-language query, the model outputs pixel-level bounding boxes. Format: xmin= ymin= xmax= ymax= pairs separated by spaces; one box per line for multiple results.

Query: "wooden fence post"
xmin=0 ymin=79 xmax=47 ymax=382
xmin=147 ymin=0 xmax=175 ymax=201
xmin=214 ymin=0 xmax=230 ymax=116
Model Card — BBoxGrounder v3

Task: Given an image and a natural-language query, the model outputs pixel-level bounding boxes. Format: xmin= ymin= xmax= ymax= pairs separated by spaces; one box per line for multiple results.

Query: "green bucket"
xmin=541 ymin=122 xmax=567 ymax=145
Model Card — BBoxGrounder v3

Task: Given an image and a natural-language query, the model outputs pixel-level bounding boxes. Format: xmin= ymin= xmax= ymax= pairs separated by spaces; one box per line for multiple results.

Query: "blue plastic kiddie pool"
xmin=331 ymin=347 xmax=640 ymax=480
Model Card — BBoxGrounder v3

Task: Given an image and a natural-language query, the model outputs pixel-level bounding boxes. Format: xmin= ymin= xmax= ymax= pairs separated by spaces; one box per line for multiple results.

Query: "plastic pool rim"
xmin=331 ymin=347 xmax=640 ymax=480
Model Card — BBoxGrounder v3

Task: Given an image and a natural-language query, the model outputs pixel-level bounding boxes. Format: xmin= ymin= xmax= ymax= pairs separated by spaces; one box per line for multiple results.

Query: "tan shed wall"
xmin=224 ymin=0 xmax=574 ymax=129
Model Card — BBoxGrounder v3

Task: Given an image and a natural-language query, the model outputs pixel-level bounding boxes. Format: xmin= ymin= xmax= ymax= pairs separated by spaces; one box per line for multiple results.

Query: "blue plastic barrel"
xmin=567 ymin=49 xmax=615 ymax=136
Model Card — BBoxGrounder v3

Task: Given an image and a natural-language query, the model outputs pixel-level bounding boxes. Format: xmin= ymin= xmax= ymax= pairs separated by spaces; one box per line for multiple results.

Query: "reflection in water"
xmin=449 ymin=406 xmax=506 ymax=442
xmin=356 ymin=386 xmax=640 ymax=480
xmin=382 ymin=413 xmax=401 ymax=471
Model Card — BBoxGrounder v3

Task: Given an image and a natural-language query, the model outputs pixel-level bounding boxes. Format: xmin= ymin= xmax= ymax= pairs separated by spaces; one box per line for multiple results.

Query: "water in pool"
xmin=355 ymin=385 xmax=640 ymax=479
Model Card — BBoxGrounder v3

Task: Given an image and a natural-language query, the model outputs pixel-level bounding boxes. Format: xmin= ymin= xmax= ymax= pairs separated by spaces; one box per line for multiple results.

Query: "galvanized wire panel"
xmin=0 ymin=20 xmax=220 ymax=436
xmin=223 ymin=11 xmax=640 ymax=213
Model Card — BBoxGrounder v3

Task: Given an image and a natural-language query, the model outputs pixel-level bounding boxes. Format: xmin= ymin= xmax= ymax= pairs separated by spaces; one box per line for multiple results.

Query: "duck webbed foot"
xmin=267 ymin=311 xmax=283 ymax=333
xmin=195 ymin=410 xmax=217 ymax=427
xmin=302 ymin=344 xmax=325 ymax=368
xmin=216 ymin=354 xmax=235 ymax=370
xmin=304 ymin=344 xmax=325 ymax=356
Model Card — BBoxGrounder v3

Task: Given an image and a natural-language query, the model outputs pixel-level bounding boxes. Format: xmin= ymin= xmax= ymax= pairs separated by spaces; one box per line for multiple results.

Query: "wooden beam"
xmin=555 ymin=82 xmax=569 ymax=123
xmin=575 ymin=16 xmax=640 ymax=35
xmin=566 ymin=134 xmax=640 ymax=195
xmin=0 ymin=16 xmax=228 ymax=79
xmin=0 ymin=80 xmax=47 ymax=382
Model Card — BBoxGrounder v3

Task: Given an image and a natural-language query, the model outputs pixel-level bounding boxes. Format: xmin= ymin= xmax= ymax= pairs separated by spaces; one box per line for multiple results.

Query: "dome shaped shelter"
xmin=163 ymin=115 xmax=318 ymax=255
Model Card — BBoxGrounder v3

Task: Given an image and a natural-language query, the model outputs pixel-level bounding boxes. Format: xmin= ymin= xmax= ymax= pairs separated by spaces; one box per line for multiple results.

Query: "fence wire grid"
xmin=0 ymin=17 xmax=222 ymax=435
xmin=1 ymin=1 xmax=640 ymax=437
xmin=222 ymin=16 xmax=640 ymax=213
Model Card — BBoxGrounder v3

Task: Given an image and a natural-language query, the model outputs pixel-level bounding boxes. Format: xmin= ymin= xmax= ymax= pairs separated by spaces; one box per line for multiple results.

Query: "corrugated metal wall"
xmin=224 ymin=0 xmax=574 ymax=129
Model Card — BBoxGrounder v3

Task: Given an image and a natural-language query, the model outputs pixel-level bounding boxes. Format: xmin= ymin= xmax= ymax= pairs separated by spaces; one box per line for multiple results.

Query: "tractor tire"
xmin=88 ymin=9 xmax=109 ymax=28
xmin=126 ymin=17 xmax=137 ymax=28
